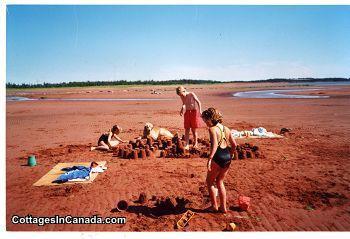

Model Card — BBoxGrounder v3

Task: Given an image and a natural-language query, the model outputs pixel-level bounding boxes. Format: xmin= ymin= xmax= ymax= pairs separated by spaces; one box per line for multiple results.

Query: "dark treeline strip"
xmin=6 ymin=78 xmax=350 ymax=89
xmin=6 ymin=79 xmax=219 ymax=89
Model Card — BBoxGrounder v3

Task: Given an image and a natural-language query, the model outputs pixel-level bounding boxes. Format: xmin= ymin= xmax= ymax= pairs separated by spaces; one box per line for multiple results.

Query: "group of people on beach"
xmin=91 ymin=86 xmax=237 ymax=213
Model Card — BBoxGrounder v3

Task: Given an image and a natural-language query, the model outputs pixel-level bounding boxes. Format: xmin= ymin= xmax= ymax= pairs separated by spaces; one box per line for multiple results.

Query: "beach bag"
xmin=237 ymin=195 xmax=251 ymax=211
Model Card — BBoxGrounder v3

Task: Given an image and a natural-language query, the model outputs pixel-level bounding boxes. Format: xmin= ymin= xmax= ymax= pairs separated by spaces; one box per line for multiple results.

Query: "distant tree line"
xmin=6 ymin=78 xmax=350 ymax=89
xmin=6 ymin=79 xmax=221 ymax=89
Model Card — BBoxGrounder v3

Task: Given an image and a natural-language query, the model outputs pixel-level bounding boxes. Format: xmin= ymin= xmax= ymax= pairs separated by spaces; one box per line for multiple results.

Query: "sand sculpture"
xmin=112 ymin=135 xmax=262 ymax=160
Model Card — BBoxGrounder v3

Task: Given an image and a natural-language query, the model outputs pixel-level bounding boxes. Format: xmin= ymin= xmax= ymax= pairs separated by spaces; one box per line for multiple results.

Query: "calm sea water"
xmin=232 ymin=81 xmax=350 ymax=99
xmin=233 ymin=89 xmax=329 ymax=99
xmin=6 ymin=96 xmax=36 ymax=101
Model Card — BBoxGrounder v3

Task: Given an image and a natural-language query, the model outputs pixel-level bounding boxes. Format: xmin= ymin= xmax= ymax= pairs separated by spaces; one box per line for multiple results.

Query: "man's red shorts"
xmin=184 ymin=109 xmax=202 ymax=129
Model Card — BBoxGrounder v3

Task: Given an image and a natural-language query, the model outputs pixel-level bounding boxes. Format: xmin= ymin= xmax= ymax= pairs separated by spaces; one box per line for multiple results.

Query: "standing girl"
xmin=201 ymin=108 xmax=237 ymax=213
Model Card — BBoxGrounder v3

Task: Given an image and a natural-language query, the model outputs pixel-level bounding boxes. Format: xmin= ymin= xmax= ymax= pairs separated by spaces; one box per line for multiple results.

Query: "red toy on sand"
xmin=238 ymin=195 xmax=251 ymax=211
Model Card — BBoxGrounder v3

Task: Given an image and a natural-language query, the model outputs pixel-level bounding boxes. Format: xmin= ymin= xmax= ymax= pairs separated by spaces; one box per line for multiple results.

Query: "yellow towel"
xmin=33 ymin=161 xmax=106 ymax=186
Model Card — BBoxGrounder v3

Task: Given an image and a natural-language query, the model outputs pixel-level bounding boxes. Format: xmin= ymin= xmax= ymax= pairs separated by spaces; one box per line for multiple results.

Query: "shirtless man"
xmin=176 ymin=86 xmax=203 ymax=149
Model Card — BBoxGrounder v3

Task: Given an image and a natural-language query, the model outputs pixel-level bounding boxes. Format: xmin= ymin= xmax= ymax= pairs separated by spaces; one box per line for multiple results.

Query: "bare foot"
xmin=205 ymin=206 xmax=219 ymax=213
xmin=218 ymin=206 xmax=228 ymax=214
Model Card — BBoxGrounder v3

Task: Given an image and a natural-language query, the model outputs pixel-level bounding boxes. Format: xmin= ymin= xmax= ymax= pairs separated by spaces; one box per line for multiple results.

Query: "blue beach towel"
xmin=53 ymin=166 xmax=91 ymax=183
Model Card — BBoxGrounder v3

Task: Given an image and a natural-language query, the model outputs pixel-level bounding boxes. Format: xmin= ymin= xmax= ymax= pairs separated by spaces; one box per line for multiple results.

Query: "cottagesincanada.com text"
xmin=11 ymin=214 xmax=126 ymax=226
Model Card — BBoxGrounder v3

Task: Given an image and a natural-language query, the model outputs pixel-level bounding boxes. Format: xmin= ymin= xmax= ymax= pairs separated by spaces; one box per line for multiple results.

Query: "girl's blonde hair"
xmin=201 ymin=108 xmax=223 ymax=125
xmin=111 ymin=125 xmax=122 ymax=134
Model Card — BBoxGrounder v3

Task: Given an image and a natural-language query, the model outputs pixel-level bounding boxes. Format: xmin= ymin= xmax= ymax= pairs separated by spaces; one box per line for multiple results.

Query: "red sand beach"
xmin=6 ymin=83 xmax=350 ymax=231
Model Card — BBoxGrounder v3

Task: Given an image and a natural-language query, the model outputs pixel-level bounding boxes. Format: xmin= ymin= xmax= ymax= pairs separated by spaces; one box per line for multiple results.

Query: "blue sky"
xmin=6 ymin=5 xmax=350 ymax=84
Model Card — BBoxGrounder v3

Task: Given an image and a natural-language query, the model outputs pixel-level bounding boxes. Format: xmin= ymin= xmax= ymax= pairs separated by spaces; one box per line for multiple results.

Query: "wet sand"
xmin=6 ymin=83 xmax=350 ymax=231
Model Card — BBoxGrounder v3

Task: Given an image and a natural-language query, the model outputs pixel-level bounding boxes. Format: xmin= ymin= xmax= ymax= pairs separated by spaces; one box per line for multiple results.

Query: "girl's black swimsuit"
xmin=98 ymin=133 xmax=109 ymax=144
xmin=212 ymin=125 xmax=232 ymax=169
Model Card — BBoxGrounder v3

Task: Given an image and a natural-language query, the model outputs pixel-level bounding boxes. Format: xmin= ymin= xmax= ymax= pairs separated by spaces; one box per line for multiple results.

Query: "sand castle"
xmin=112 ymin=135 xmax=262 ymax=160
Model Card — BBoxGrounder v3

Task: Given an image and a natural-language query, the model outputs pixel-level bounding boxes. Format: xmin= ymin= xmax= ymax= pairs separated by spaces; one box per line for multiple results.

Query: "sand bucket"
xmin=27 ymin=155 xmax=37 ymax=167
xmin=116 ymin=200 xmax=128 ymax=211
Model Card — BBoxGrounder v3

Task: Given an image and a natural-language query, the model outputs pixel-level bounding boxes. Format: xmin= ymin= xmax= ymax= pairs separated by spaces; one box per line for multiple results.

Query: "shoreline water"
xmin=233 ymin=88 xmax=330 ymax=99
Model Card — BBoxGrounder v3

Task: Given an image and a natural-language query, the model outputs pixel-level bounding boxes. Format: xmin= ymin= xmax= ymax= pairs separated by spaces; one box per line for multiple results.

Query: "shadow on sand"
xmin=126 ymin=205 xmax=214 ymax=218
